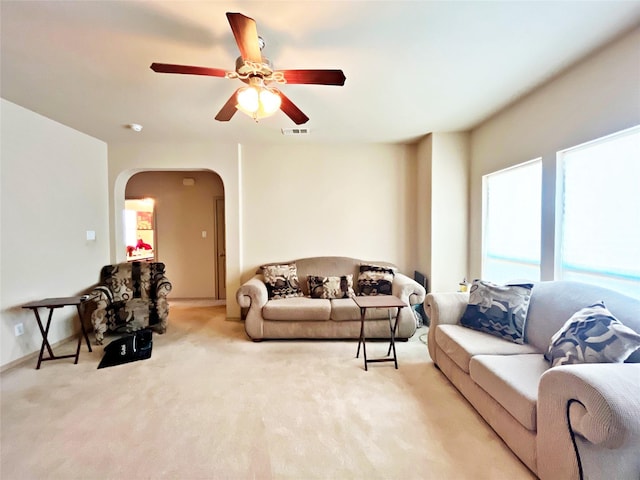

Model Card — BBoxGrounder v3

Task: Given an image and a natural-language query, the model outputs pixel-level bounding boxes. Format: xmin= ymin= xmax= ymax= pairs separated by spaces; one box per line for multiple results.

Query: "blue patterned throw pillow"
xmin=460 ymin=280 xmax=533 ymax=344
xmin=545 ymin=302 xmax=640 ymax=368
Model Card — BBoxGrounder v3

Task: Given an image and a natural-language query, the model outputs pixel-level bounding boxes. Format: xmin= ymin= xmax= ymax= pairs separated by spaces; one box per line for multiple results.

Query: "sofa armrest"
xmin=425 ymin=291 xmax=469 ymax=364
xmin=538 ymin=363 xmax=640 ymax=480
xmin=392 ymin=273 xmax=426 ymax=306
xmin=237 ymin=275 xmax=269 ymax=340
xmin=236 ymin=275 xmax=268 ymax=310
xmin=425 ymin=292 xmax=469 ymax=326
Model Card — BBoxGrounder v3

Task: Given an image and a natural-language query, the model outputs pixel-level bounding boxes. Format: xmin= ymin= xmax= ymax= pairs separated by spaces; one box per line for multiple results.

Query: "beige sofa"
xmin=236 ymin=256 xmax=426 ymax=341
xmin=426 ymin=281 xmax=640 ymax=480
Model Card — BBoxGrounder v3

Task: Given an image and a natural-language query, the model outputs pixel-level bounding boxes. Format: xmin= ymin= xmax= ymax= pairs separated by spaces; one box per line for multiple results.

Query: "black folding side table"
xmin=22 ymin=296 xmax=92 ymax=369
xmin=353 ymin=295 xmax=407 ymax=371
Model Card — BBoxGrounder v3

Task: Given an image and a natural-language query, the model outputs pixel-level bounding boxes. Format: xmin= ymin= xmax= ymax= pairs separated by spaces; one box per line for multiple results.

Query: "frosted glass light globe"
xmin=260 ymin=89 xmax=282 ymax=114
xmin=237 ymin=87 xmax=259 ymax=113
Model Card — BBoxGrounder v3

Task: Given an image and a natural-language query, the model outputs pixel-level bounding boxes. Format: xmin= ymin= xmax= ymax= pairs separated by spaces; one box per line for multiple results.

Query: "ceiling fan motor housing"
xmin=235 ymin=56 xmax=274 ymax=81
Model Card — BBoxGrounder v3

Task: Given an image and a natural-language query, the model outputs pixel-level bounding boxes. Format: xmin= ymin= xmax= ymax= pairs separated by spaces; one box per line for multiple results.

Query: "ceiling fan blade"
xmin=275 ymin=89 xmax=309 ymax=125
xmin=226 ymin=12 xmax=262 ymax=63
xmin=150 ymin=63 xmax=227 ymax=77
xmin=214 ymin=91 xmax=239 ymax=122
xmin=279 ymin=69 xmax=346 ymax=86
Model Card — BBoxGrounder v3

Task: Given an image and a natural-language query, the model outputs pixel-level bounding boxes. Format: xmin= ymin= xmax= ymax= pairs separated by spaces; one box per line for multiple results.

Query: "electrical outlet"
xmin=14 ymin=323 xmax=24 ymax=336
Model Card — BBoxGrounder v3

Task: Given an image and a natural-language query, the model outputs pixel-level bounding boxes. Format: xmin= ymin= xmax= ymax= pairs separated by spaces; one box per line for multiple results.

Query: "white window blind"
xmin=482 ymin=160 xmax=541 ymax=284
xmin=557 ymin=127 xmax=640 ymax=298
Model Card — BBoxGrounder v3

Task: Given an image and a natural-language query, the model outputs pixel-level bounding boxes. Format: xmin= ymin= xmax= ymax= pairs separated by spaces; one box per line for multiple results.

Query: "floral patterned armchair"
xmin=89 ymin=262 xmax=172 ymax=344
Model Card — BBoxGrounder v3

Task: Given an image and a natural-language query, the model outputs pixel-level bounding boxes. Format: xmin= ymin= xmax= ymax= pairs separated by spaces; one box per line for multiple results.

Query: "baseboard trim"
xmin=1 ymin=335 xmax=78 ymax=373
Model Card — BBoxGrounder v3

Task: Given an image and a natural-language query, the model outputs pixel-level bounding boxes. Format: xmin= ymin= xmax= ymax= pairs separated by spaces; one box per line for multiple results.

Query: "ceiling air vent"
xmin=281 ymin=127 xmax=310 ymax=136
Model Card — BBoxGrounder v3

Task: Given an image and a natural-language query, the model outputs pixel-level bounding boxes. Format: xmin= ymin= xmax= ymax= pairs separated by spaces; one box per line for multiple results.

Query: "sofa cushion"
xmin=357 ymin=264 xmax=395 ymax=296
xmin=308 ymin=274 xmax=355 ymax=299
xmin=261 ymin=263 xmax=304 ymax=300
xmin=435 ymin=324 xmax=539 ymax=373
xmin=460 ymin=280 xmax=533 ymax=344
xmin=330 ymin=298 xmax=397 ymax=321
xmin=108 ymin=298 xmax=150 ymax=332
xmin=470 ymin=354 xmax=548 ymax=431
xmin=262 ymin=297 xmax=331 ymax=321
xmin=545 ymin=302 xmax=640 ymax=367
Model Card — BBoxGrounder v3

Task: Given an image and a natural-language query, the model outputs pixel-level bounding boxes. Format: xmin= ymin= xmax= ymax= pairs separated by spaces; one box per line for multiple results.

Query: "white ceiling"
xmin=2 ymin=1 xmax=640 ymax=145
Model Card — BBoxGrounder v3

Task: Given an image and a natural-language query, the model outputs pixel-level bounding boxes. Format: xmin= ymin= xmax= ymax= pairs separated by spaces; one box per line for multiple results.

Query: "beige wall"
xmin=431 ymin=132 xmax=470 ymax=291
xmin=469 ymin=26 xmax=640 ymax=280
xmin=109 ymin=142 xmax=422 ymax=318
xmin=239 ymin=143 xmax=419 ymax=279
xmin=125 ymin=171 xmax=224 ymax=298
xmin=416 ymin=132 xmax=470 ymax=292
xmin=416 ymin=135 xmax=433 ymax=286
xmin=0 ymin=99 xmax=109 ymax=367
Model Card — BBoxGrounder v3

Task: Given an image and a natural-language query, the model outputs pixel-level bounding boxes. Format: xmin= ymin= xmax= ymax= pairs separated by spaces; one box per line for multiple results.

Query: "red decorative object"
xmin=136 ymin=239 xmax=152 ymax=250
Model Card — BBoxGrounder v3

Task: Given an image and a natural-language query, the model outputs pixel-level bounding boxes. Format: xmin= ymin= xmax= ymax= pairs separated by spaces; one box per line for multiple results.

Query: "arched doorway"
xmin=125 ymin=170 xmax=226 ymax=300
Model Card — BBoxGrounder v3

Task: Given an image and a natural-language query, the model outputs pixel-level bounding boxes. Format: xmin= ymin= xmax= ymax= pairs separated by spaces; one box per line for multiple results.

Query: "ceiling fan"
xmin=150 ymin=12 xmax=346 ymax=125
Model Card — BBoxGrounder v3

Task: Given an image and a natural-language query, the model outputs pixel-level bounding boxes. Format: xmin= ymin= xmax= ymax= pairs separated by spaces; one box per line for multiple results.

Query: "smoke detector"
xmin=128 ymin=123 xmax=143 ymax=132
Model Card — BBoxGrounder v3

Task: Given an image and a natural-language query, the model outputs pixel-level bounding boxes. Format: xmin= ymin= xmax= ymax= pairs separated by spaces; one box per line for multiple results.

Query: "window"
xmin=482 ymin=159 xmax=542 ymax=284
xmin=557 ymin=127 xmax=640 ymax=298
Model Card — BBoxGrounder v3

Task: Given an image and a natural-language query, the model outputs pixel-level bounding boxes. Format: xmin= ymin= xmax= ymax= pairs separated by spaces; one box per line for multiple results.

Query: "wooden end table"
xmin=353 ymin=295 xmax=407 ymax=371
xmin=22 ymin=296 xmax=93 ymax=369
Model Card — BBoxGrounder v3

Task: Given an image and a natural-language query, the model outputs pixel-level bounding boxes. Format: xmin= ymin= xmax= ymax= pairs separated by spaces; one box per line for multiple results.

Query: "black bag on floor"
xmin=97 ymin=328 xmax=153 ymax=369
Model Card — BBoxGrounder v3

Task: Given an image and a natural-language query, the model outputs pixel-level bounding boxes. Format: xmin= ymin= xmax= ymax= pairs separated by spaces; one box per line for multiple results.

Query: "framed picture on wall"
xmin=136 ymin=211 xmax=153 ymax=230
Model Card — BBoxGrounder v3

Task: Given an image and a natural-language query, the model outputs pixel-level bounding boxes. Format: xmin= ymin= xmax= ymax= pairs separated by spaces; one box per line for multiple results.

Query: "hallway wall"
xmin=126 ymin=171 xmax=224 ymax=298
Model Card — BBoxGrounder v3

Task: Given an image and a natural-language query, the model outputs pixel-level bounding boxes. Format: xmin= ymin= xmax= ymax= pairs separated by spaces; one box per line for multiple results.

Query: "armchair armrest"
xmin=392 ymin=273 xmax=426 ymax=306
xmin=425 ymin=291 xmax=469 ymax=364
xmin=156 ymin=275 xmax=172 ymax=297
xmin=152 ymin=275 xmax=171 ymax=335
xmin=89 ymin=286 xmax=113 ymax=345
xmin=538 ymin=363 xmax=640 ymax=480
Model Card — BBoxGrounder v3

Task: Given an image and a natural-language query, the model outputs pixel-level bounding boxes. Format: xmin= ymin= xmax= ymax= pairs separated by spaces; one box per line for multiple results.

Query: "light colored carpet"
xmin=1 ymin=300 xmax=535 ymax=480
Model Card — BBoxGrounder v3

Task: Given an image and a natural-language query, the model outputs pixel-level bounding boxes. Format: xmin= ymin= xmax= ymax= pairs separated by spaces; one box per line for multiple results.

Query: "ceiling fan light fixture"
xmin=260 ymin=88 xmax=281 ymax=114
xmin=236 ymin=85 xmax=281 ymax=120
